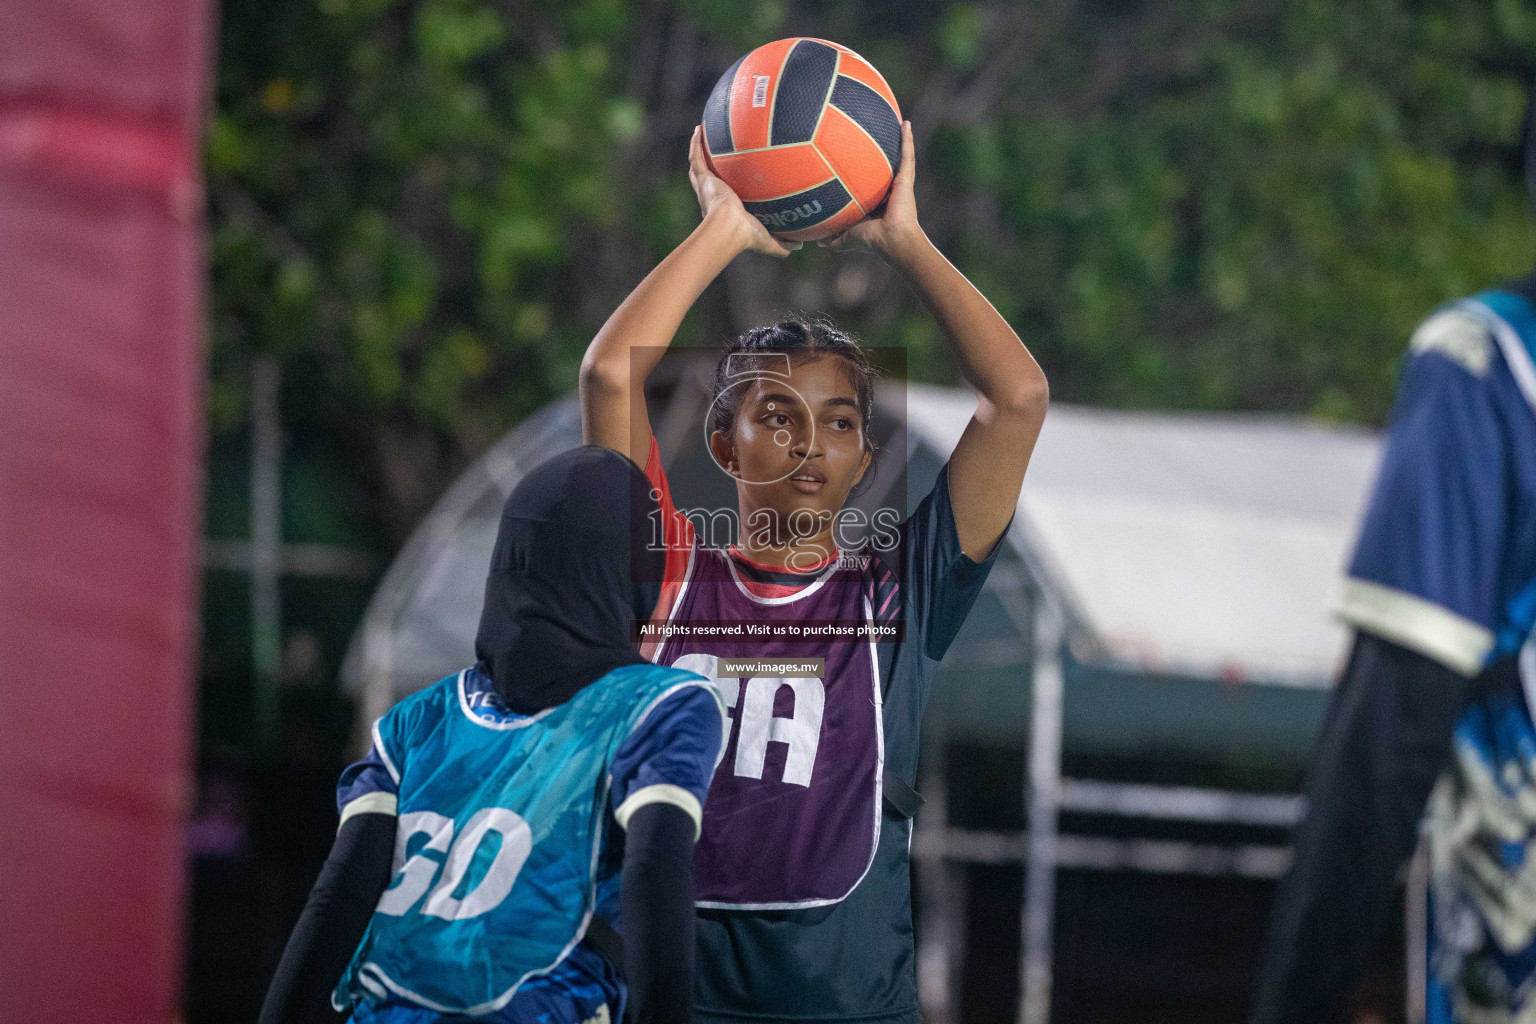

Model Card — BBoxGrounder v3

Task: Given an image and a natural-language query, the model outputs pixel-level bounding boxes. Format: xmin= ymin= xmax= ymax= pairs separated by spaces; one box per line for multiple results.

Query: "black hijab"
xmin=474 ymin=445 xmax=667 ymax=714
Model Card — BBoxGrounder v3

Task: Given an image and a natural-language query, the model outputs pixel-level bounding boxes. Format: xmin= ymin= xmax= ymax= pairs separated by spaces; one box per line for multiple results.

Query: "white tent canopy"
xmin=902 ymin=386 xmax=1380 ymax=687
xmin=341 ymin=384 xmax=1381 ymax=729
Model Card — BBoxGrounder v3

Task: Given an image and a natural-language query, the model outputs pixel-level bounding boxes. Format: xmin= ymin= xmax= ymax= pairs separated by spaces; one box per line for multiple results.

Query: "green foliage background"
xmin=203 ymin=0 xmax=1535 ymax=741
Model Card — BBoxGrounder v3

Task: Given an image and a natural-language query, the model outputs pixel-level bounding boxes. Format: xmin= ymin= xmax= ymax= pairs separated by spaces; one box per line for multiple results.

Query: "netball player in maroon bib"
xmin=579 ymin=122 xmax=1049 ymax=1023
xmin=656 ymin=538 xmax=885 ymax=909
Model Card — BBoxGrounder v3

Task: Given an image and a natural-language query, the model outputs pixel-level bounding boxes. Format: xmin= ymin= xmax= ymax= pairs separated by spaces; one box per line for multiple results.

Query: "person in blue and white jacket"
xmin=1251 ymin=89 xmax=1536 ymax=1024
xmin=258 ymin=446 xmax=726 ymax=1024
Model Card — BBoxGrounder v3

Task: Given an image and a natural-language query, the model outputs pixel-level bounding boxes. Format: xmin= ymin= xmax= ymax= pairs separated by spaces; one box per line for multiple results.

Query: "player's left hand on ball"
xmin=821 ymin=120 xmax=921 ymax=258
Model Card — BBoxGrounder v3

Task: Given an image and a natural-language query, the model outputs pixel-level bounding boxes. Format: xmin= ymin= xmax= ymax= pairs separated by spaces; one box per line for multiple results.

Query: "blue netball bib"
xmin=334 ymin=663 xmax=717 ymax=1017
xmin=1408 ymin=290 xmax=1536 ymax=1024
xmin=1341 ymin=288 xmax=1536 ymax=676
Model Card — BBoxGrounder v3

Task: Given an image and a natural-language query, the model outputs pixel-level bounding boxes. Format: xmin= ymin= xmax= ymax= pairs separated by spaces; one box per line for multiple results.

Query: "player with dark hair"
xmin=258 ymin=446 xmax=726 ymax=1024
xmin=702 ymin=316 xmax=880 ymax=497
xmin=1250 ymin=85 xmax=1536 ymax=1024
xmin=578 ymin=122 xmax=1049 ymax=1023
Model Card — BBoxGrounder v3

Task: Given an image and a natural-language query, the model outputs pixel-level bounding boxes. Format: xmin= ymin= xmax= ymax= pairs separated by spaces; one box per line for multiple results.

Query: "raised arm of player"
xmin=580 ymin=127 xmax=800 ymax=466
xmin=826 ymin=120 xmax=1050 ymax=561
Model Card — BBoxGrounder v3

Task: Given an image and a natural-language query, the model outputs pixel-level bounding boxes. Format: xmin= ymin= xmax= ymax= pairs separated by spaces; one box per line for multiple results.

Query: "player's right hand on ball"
xmin=689 ymin=126 xmax=801 ymax=258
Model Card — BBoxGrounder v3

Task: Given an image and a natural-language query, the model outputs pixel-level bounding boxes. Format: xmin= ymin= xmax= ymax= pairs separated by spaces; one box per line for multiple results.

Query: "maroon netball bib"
xmin=652 ymin=547 xmax=883 ymax=909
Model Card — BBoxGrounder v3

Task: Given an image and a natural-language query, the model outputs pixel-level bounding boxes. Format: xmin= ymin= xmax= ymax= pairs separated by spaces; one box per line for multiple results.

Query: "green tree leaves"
xmin=208 ymin=0 xmax=1535 ymax=538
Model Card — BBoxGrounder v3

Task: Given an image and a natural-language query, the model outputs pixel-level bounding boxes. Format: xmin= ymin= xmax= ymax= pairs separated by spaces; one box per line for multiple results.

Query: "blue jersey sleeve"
xmin=1339 ymin=304 xmax=1533 ymax=675
xmin=609 ymin=684 xmax=725 ymax=840
xmin=332 ymin=676 xmax=452 ymax=832
xmin=334 ymin=728 xmax=399 ymax=831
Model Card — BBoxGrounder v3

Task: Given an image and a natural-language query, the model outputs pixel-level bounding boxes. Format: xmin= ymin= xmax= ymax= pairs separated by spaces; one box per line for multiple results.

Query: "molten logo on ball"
xmin=754 ymin=200 xmax=823 ymax=230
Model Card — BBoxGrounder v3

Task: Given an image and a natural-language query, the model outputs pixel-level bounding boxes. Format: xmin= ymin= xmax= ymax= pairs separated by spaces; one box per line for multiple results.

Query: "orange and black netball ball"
xmin=701 ymin=38 xmax=903 ymax=241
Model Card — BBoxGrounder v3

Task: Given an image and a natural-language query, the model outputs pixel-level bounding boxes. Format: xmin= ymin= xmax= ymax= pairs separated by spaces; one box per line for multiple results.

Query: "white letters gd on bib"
xmin=377 ymin=808 xmax=532 ymax=920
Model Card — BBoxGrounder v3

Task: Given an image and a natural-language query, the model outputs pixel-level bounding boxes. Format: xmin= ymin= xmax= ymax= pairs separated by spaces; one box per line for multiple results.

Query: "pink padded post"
xmin=0 ymin=0 xmax=210 ymax=1019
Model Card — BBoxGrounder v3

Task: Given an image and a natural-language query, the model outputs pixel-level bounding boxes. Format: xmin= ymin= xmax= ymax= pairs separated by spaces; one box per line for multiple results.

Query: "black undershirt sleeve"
xmin=258 ymin=812 xmax=396 ymax=1024
xmin=620 ymin=802 xmax=698 ymax=1024
xmin=1250 ymin=630 xmax=1476 ymax=1024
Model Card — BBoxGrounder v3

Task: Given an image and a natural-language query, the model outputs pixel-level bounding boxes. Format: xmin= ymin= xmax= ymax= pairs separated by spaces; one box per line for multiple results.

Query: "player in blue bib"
xmin=259 ymin=446 xmax=726 ymax=1024
xmin=1251 ymin=87 xmax=1536 ymax=1024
